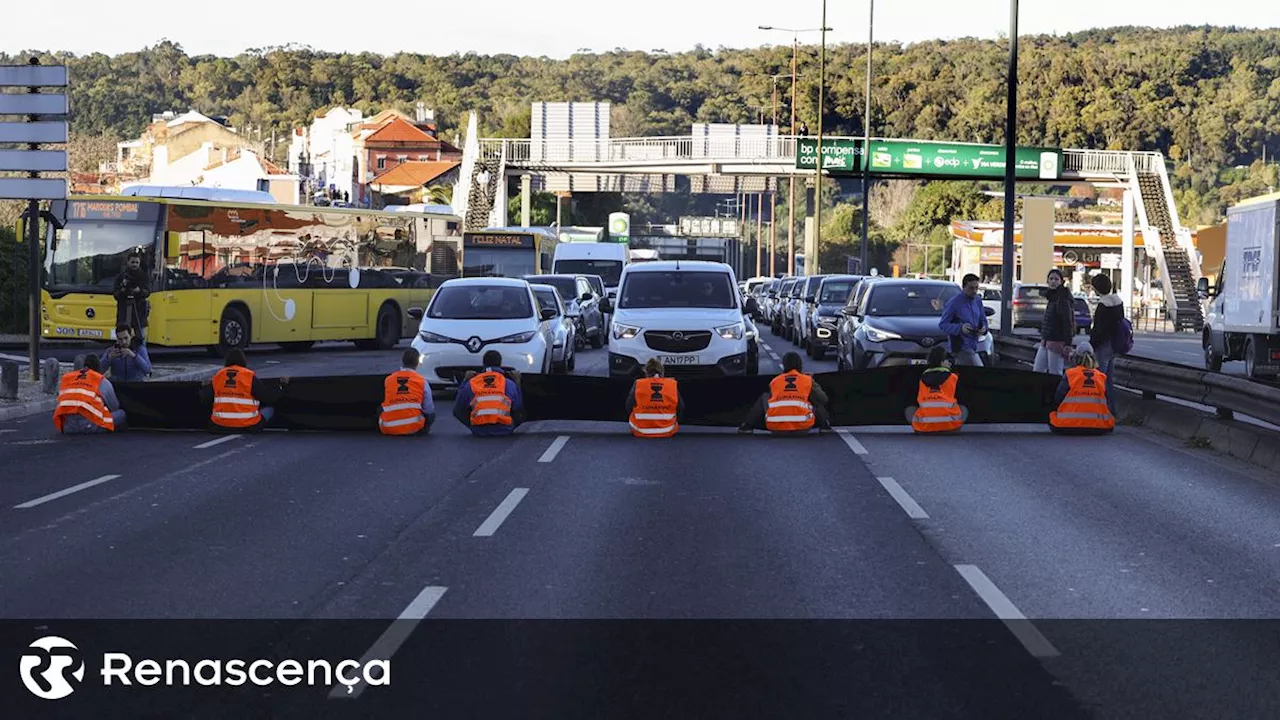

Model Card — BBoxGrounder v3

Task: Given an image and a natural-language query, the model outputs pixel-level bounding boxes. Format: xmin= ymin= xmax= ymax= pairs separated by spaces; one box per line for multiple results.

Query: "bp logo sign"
xmin=608 ymin=213 xmax=630 ymax=238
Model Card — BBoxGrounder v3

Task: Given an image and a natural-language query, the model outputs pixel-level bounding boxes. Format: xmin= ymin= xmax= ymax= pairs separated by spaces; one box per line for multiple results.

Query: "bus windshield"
xmin=462 ymin=247 xmax=535 ymax=278
xmin=44 ymin=220 xmax=156 ymax=295
xmin=554 ymin=259 xmax=623 ymax=287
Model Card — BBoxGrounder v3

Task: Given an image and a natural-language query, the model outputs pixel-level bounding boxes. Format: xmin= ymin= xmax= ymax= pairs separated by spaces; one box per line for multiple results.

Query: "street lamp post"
xmin=759 ymin=24 xmax=829 ymax=277
xmin=999 ymin=0 xmax=1020 ymax=336
xmin=860 ymin=0 xmax=874 ymax=275
xmin=814 ymin=0 xmax=828 ymax=277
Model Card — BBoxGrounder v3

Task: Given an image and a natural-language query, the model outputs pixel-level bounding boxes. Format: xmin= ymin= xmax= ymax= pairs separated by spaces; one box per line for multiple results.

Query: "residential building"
xmin=111 ymin=110 xmax=255 ymax=179
xmin=368 ymin=161 xmax=461 ymax=206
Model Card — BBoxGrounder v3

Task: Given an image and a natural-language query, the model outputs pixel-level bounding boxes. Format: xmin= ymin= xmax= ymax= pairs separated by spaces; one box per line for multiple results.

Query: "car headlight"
xmin=861 ymin=325 xmax=901 ymax=343
xmin=715 ymin=322 xmax=745 ymax=341
xmin=496 ymin=331 xmax=537 ymax=344
xmin=417 ymin=330 xmax=452 ymax=344
xmin=613 ymin=322 xmax=640 ymax=340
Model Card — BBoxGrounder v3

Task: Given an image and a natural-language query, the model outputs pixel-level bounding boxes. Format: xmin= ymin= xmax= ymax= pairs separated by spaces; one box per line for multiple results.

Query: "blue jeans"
xmin=1094 ymin=345 xmax=1117 ymax=416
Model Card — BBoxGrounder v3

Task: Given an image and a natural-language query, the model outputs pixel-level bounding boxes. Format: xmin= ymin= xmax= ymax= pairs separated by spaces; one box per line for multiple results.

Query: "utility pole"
xmin=999 ymin=0 xmax=1020 ymax=336
xmin=860 ymin=0 xmax=874 ymax=275
xmin=790 ymin=36 xmax=798 ymax=276
xmin=768 ymin=192 xmax=776 ymax=276
xmin=756 ymin=192 xmax=764 ymax=277
xmin=813 ymin=1 xmax=828 ymax=276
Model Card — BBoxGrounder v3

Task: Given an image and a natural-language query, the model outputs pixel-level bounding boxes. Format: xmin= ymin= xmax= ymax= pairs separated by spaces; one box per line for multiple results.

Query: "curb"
xmin=0 ymin=366 xmax=218 ymax=422
xmin=1115 ymin=392 xmax=1280 ymax=473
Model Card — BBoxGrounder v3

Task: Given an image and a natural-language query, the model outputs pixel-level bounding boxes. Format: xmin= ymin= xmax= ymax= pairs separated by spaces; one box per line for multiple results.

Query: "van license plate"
xmin=660 ymin=355 xmax=700 ymax=366
xmin=909 ymin=359 xmax=928 ymax=365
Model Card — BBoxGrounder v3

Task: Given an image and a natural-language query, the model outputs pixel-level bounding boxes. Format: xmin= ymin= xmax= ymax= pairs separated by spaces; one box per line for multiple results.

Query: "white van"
xmin=600 ymin=260 xmax=760 ymax=379
xmin=552 ymin=242 xmax=628 ymax=299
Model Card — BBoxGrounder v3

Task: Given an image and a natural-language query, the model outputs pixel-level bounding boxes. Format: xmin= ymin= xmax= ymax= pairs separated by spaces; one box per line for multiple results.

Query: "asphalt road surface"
xmin=3 ymin=332 xmax=1278 ymax=718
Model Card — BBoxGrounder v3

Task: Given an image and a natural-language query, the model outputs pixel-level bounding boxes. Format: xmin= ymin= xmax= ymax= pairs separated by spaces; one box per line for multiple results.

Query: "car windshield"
xmin=819 ymin=280 xmax=855 ymax=304
xmin=619 ymin=271 xmax=738 ymax=309
xmin=533 ymin=289 xmax=561 ymax=316
xmin=555 ymin=259 xmax=623 ymax=286
xmin=427 ymin=285 xmax=534 ymax=320
xmin=527 ymin=276 xmax=578 ymax=300
xmin=866 ymin=284 xmax=960 ymax=316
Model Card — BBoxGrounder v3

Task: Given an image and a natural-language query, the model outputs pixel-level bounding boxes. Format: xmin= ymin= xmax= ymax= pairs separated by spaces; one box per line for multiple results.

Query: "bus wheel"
xmin=374 ymin=304 xmax=399 ymax=350
xmin=217 ymin=307 xmax=250 ymax=356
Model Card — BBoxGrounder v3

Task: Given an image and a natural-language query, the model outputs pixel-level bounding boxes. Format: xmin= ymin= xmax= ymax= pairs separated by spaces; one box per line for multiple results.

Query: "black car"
xmin=807 ymin=275 xmax=862 ymax=360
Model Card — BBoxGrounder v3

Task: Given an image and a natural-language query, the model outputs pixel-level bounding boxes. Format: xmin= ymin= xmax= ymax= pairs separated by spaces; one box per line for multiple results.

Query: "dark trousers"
xmin=743 ymin=393 xmax=831 ymax=431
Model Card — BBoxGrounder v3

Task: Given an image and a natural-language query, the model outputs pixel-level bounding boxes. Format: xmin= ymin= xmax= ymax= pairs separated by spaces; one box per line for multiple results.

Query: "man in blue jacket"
xmin=454 ymin=350 xmax=525 ymax=436
xmin=100 ymin=324 xmax=152 ymax=382
xmin=938 ymin=273 xmax=989 ymax=367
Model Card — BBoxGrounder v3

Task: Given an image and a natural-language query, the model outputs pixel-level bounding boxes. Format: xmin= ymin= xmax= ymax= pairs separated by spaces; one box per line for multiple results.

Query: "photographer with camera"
xmin=100 ymin=324 xmax=152 ymax=382
xmin=113 ymin=250 xmax=151 ymax=341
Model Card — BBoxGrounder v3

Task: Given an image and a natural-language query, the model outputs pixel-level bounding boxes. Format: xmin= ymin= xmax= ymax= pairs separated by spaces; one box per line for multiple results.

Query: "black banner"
xmin=111 ymin=367 xmax=1063 ymax=432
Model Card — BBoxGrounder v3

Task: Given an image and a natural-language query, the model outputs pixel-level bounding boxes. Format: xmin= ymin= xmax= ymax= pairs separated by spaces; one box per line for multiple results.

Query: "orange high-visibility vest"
xmin=380 ymin=370 xmax=427 ymax=435
xmin=765 ymin=371 xmax=815 ymax=432
xmin=911 ymin=370 xmax=964 ymax=433
xmin=52 ymin=368 xmax=115 ymax=432
xmin=629 ymin=377 xmax=679 ymax=438
xmin=469 ymin=371 xmax=513 ymax=426
xmin=210 ymin=365 xmax=262 ymax=429
xmin=1050 ymin=366 xmax=1115 ymax=431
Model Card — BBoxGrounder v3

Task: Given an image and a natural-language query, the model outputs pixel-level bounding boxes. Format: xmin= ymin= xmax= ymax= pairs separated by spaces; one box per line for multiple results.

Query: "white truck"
xmin=1199 ymin=193 xmax=1280 ymax=379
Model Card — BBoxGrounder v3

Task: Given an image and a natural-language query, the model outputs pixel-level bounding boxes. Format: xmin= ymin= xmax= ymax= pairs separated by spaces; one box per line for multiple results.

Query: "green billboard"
xmin=795 ymin=138 xmax=1062 ymax=180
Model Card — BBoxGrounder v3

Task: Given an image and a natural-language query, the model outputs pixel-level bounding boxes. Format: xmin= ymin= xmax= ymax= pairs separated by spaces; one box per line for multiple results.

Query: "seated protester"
xmin=380 ymin=348 xmax=436 ymax=436
xmin=454 ymin=350 xmax=524 ymax=436
xmin=626 ymin=358 xmax=684 ymax=438
xmin=1049 ymin=342 xmax=1115 ymax=435
xmin=905 ymin=346 xmax=968 ymax=433
xmin=99 ymin=324 xmax=152 ymax=382
xmin=199 ymin=349 xmax=288 ymax=433
xmin=53 ymin=353 xmax=126 ymax=434
xmin=739 ymin=351 xmax=832 ymax=434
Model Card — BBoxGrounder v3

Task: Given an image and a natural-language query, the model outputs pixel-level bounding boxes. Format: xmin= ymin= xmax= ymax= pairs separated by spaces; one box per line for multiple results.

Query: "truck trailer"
xmin=1199 ymin=193 xmax=1280 ymax=379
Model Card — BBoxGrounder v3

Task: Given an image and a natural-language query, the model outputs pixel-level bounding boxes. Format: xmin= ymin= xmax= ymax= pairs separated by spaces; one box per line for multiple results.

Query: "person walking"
xmin=1087 ymin=274 xmax=1126 ymax=415
xmin=1033 ymin=269 xmax=1076 ymax=375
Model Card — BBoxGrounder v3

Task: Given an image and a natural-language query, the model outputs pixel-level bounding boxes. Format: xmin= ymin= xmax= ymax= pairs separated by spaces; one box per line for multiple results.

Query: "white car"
xmin=530 ymin=283 xmax=577 ymax=373
xmin=408 ymin=277 xmax=557 ymax=388
xmin=600 ymin=260 xmax=759 ymax=378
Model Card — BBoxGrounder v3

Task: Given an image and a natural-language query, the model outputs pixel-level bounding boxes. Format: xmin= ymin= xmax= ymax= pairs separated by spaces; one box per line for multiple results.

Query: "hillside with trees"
xmin=3 ymin=25 xmax=1279 ymax=288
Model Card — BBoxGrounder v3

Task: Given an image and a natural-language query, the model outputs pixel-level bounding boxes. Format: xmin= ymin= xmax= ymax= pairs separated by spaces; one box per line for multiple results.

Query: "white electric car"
xmin=600 ymin=260 xmax=760 ymax=379
xmin=409 ymin=277 xmax=556 ymax=388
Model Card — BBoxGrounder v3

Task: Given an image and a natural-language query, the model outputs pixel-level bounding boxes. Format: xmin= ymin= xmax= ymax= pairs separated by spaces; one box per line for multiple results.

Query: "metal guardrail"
xmin=995 ymin=335 xmax=1280 ymax=427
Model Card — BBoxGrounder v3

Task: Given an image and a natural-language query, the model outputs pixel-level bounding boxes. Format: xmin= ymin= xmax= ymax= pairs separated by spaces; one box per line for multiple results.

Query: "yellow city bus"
xmin=40 ymin=193 xmax=462 ymax=354
xmin=460 ymin=227 xmax=559 ymax=277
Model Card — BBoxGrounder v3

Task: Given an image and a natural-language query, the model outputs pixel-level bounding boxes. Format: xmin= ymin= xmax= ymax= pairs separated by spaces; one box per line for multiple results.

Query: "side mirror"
xmin=984 ymin=306 xmax=996 ymax=317
xmin=805 ymin=295 xmax=816 ymax=304
xmin=408 ymin=307 xmax=424 ymax=320
xmin=580 ymin=292 xmax=594 ymax=303
xmin=540 ymin=308 xmax=557 ymax=321
xmin=1196 ymin=277 xmax=1210 ymax=297
xmin=744 ymin=297 xmax=760 ymax=315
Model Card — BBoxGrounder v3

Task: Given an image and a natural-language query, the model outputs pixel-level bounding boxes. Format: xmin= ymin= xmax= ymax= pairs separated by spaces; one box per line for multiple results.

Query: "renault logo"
xmin=85 ymin=307 xmax=95 ymax=319
xmin=672 ymin=331 xmax=684 ymax=341
xmin=466 ymin=337 xmax=483 ymax=353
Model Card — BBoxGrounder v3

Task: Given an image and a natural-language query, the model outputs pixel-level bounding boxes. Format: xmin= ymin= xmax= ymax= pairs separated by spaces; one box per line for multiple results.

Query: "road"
xmin=3 ymin=330 xmax=1279 ymax=717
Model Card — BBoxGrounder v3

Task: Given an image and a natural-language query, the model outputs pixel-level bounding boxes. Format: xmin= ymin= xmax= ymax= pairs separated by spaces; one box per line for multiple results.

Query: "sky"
xmin=3 ymin=1 xmax=1279 ymax=59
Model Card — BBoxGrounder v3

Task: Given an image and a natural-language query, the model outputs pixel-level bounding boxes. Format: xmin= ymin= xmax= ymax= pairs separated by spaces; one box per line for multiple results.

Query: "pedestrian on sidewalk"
xmin=1033 ymin=269 xmax=1076 ymax=375
xmin=1087 ymin=274 xmax=1125 ymax=415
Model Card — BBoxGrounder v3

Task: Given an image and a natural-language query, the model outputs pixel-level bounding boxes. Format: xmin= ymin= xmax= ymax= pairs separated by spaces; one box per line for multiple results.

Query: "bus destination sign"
xmin=465 ymin=232 xmax=535 ymax=249
xmin=70 ymin=201 xmax=142 ymax=221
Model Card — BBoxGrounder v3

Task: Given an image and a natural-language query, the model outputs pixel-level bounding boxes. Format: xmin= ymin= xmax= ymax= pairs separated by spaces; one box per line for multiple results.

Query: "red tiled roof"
xmin=370 ymin=161 xmax=459 ymax=187
xmin=362 ymin=117 xmax=439 ymax=146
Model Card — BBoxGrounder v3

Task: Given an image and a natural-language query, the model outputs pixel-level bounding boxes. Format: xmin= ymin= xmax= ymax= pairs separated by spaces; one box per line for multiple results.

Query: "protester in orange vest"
xmin=906 ymin=346 xmax=967 ymax=433
xmin=379 ymin=348 xmax=436 ymax=436
xmin=53 ymin=353 xmax=126 ymax=434
xmin=1049 ymin=343 xmax=1115 ymax=434
xmin=626 ymin=358 xmax=684 ymax=438
xmin=739 ymin=351 xmax=831 ymax=434
xmin=454 ymin=350 xmax=524 ymax=436
xmin=200 ymin=349 xmax=288 ymax=432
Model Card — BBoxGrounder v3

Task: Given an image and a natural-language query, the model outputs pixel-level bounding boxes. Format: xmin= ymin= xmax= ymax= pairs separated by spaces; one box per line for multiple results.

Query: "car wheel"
xmin=812 ymin=345 xmax=826 ymax=361
xmin=1244 ymin=337 xmax=1258 ymax=379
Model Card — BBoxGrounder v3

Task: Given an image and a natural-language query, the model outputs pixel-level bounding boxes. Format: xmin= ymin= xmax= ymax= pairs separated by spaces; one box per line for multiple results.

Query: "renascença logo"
xmin=20 ymin=636 xmax=85 ymax=700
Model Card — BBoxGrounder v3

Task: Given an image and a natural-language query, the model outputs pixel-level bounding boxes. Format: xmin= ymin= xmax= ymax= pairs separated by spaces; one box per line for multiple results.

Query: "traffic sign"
xmin=0 ymin=121 xmax=67 ymax=143
xmin=0 ymin=65 xmax=67 ymax=86
xmin=795 ymin=137 xmax=1062 ymax=180
xmin=0 ymin=93 xmax=68 ymax=115
xmin=0 ymin=149 xmax=67 ymax=172
xmin=0 ymin=177 xmax=67 ymax=198
xmin=795 ymin=138 xmax=862 ymax=172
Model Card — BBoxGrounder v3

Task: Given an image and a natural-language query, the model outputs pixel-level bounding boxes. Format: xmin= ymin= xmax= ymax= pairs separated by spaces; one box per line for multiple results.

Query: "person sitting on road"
xmin=1049 ymin=342 xmax=1115 ymax=435
xmin=53 ymin=353 xmax=126 ymax=434
xmin=906 ymin=346 xmax=967 ymax=433
xmin=626 ymin=358 xmax=684 ymax=438
xmin=100 ymin=324 xmax=153 ymax=382
xmin=379 ymin=348 xmax=436 ymax=436
xmin=455 ymin=350 xmax=524 ymax=436
xmin=739 ymin=351 xmax=832 ymax=434
xmin=200 ymin=349 xmax=288 ymax=433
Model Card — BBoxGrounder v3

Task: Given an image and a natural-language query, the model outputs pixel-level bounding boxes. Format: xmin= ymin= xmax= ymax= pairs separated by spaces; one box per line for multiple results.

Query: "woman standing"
xmin=1033 ymin=269 xmax=1076 ymax=375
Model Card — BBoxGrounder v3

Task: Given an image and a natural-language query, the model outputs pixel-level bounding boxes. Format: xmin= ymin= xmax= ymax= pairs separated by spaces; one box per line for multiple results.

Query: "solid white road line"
xmin=954 ymin=564 xmax=1060 ymax=658
xmin=15 ymin=474 xmax=121 ymax=509
xmin=473 ymin=488 xmax=530 ymax=537
xmin=192 ymin=434 xmax=242 ymax=450
xmin=836 ymin=429 xmax=868 ymax=455
xmin=538 ymin=435 xmax=570 ymax=463
xmin=328 ymin=585 xmax=448 ymax=699
xmin=876 ymin=477 xmax=929 ymax=519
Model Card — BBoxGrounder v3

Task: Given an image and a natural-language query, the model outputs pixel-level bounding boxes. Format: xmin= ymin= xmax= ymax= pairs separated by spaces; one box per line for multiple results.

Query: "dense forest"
xmin=3 ymin=25 xmax=1280 ymax=307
